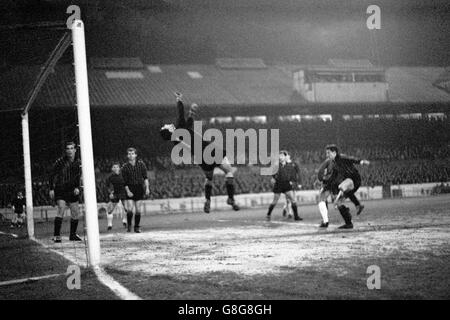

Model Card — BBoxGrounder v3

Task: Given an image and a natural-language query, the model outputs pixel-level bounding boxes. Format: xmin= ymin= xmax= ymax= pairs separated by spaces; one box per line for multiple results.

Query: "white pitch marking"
xmin=93 ymin=267 xmax=142 ymax=300
xmin=0 ymin=273 xmax=64 ymax=287
xmin=33 ymin=238 xmax=142 ymax=300
xmin=0 ymin=231 xmax=18 ymax=238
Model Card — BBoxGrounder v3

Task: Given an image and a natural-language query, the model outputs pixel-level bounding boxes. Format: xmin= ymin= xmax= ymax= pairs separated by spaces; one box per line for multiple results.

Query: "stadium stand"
xmin=0 ymin=115 xmax=449 ymax=207
xmin=2 ymin=63 xmax=449 ymax=110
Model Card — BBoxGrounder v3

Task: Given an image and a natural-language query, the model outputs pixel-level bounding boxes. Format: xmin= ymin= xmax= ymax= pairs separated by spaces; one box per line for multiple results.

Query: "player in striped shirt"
xmin=49 ymin=141 xmax=82 ymax=243
xmin=121 ymin=148 xmax=150 ymax=233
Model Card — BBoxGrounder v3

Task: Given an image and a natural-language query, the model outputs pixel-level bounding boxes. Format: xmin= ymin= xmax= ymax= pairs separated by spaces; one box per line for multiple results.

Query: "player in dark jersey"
xmin=159 ymin=92 xmax=240 ymax=214
xmin=10 ymin=191 xmax=26 ymax=228
xmin=316 ymin=157 xmax=339 ymax=228
xmin=121 ymin=148 xmax=149 ymax=233
xmin=106 ymin=162 xmax=127 ymax=231
xmin=281 ymin=152 xmax=301 ymax=219
xmin=49 ymin=141 xmax=82 ymax=243
xmin=321 ymin=144 xmax=370 ymax=229
xmin=266 ymin=151 xmax=302 ymax=222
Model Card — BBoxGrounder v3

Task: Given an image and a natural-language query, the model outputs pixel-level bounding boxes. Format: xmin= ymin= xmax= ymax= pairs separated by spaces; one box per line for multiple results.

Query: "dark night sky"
xmin=1 ymin=0 xmax=449 ymax=66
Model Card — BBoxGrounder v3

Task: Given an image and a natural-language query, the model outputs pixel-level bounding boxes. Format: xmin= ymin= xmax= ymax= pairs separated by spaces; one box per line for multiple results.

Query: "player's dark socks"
xmin=225 ymin=178 xmax=235 ymax=200
xmin=267 ymin=204 xmax=275 ymax=216
xmin=54 ymin=217 xmax=63 ymax=236
xmin=338 ymin=205 xmax=352 ymax=225
xmin=356 ymin=204 xmax=365 ymax=215
xmin=205 ymin=184 xmax=213 ymax=201
xmin=69 ymin=219 xmax=78 ymax=236
xmin=291 ymin=203 xmax=302 ymax=220
xmin=126 ymin=211 xmax=133 ymax=228
xmin=348 ymin=193 xmax=360 ymax=207
xmin=134 ymin=214 xmax=141 ymax=228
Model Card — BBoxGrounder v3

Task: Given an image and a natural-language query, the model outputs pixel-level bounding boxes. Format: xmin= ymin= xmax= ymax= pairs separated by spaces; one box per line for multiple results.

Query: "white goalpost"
xmin=21 ymin=19 xmax=101 ymax=267
xmin=71 ymin=19 xmax=101 ymax=267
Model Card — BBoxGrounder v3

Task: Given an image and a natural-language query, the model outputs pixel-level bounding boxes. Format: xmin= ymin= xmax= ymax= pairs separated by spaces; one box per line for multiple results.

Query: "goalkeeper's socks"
xmin=54 ymin=217 xmax=63 ymax=236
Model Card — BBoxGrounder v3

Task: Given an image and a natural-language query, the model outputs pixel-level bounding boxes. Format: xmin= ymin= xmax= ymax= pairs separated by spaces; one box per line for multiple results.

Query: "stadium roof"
xmin=386 ymin=67 xmax=450 ymax=102
xmin=0 ymin=64 xmax=294 ymax=108
xmin=1 ymin=64 xmax=449 ymax=110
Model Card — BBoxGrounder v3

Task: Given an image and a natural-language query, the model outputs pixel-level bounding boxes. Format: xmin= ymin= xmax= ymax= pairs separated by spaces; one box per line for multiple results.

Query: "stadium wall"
xmin=2 ymin=182 xmax=446 ymax=221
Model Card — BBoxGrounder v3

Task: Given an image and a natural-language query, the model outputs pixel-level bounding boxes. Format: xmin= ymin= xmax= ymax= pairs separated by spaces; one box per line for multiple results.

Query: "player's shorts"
xmin=340 ymin=177 xmax=361 ymax=197
xmin=202 ymin=156 xmax=234 ymax=180
xmin=111 ymin=194 xmax=126 ymax=203
xmin=126 ymin=184 xmax=144 ymax=201
xmin=55 ymin=186 xmax=79 ymax=203
xmin=273 ymin=181 xmax=293 ymax=194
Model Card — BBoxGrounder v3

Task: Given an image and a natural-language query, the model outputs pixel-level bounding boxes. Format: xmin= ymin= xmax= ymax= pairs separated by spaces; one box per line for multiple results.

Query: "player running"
xmin=318 ymin=144 xmax=370 ymax=229
xmin=106 ymin=162 xmax=127 ymax=231
xmin=159 ymin=92 xmax=240 ymax=213
xmin=266 ymin=151 xmax=302 ymax=222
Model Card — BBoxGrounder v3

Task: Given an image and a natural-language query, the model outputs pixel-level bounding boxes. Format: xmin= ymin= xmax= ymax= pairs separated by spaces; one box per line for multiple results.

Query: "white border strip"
xmin=33 ymin=238 xmax=142 ymax=300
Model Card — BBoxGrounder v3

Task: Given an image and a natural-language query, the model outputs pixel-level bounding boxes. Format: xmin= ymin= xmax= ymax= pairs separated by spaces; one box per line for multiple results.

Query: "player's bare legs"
xmin=124 ymin=199 xmax=136 ymax=232
xmin=53 ymin=200 xmax=66 ymax=242
xmin=282 ymin=195 xmax=292 ymax=218
xmin=318 ymin=189 xmax=331 ymax=228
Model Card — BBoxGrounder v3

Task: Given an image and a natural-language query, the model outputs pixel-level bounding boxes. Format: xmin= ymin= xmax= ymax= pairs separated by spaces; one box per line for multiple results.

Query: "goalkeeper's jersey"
xmin=174 ymin=101 xmax=223 ymax=171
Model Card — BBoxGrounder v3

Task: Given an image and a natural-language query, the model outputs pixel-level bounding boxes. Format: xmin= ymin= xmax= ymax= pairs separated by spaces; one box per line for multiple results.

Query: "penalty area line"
xmin=0 ymin=273 xmax=65 ymax=287
xmin=0 ymin=231 xmax=18 ymax=238
xmin=32 ymin=238 xmax=142 ymax=300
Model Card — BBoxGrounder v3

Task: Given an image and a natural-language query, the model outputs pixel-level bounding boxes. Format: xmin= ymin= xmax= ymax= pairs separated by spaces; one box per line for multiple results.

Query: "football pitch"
xmin=1 ymin=195 xmax=449 ymax=299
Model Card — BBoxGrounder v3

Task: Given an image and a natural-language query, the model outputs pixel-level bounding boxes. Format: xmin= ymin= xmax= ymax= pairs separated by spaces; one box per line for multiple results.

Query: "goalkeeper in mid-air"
xmin=159 ymin=92 xmax=240 ymax=213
